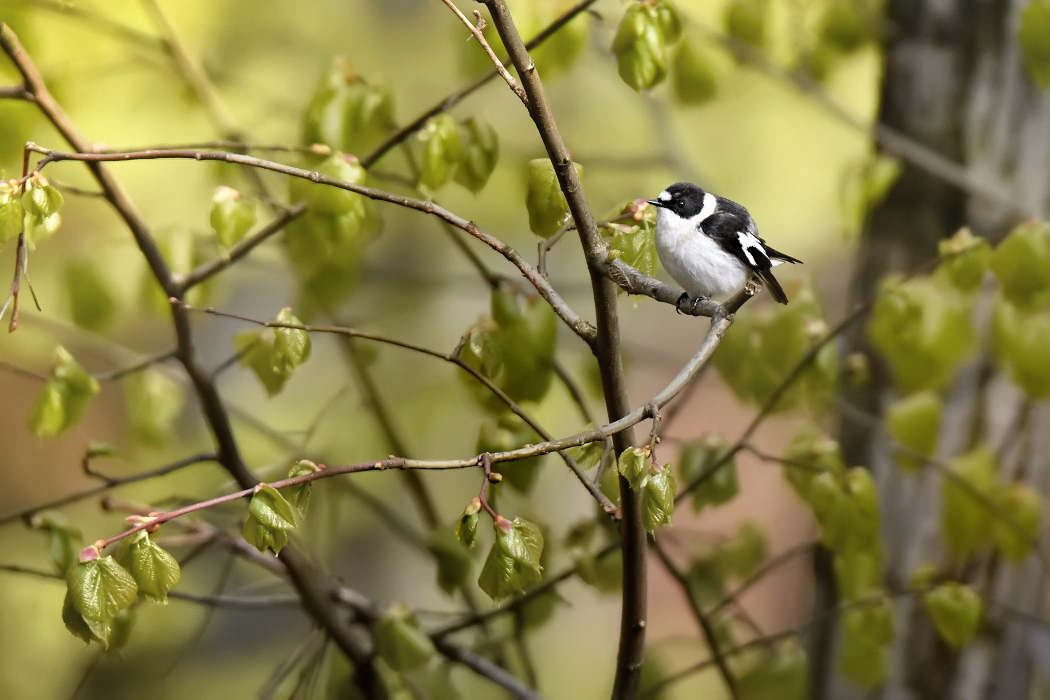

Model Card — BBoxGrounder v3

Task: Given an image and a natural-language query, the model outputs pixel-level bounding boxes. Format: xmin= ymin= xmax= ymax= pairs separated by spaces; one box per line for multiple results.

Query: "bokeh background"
xmin=0 ymin=0 xmax=882 ymax=697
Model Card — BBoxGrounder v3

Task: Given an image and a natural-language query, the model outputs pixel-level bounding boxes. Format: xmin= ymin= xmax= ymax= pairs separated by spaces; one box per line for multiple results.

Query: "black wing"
xmin=702 ymin=211 xmax=796 ymax=304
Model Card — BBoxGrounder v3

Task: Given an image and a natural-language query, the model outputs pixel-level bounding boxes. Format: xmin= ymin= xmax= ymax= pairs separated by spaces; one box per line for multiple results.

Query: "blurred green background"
xmin=0 ymin=0 xmax=876 ymax=697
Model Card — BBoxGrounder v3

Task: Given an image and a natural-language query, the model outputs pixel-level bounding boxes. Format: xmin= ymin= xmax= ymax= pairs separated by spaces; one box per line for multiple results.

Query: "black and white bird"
xmin=647 ymin=182 xmax=801 ymax=308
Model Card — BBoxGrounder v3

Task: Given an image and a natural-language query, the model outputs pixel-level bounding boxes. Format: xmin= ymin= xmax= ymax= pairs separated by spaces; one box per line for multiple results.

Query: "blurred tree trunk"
xmin=817 ymin=1 xmax=1050 ymax=698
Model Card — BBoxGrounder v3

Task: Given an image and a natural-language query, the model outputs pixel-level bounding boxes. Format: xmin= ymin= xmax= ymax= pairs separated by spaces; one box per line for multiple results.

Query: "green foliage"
xmin=455 ymin=498 xmax=482 ymax=549
xmin=566 ymin=521 xmax=622 ymax=593
xmin=837 ymin=598 xmax=894 ymax=689
xmin=1019 ymin=0 xmax=1050 ymax=87
xmin=461 ymin=0 xmax=590 ymax=78
xmin=243 ymin=484 xmax=298 ymax=554
xmin=285 ymin=459 xmax=321 ymax=520
xmin=286 ymin=154 xmax=382 ymax=310
xmin=64 ymin=549 xmax=138 ymax=647
xmin=124 ymin=369 xmax=186 ymax=446
xmin=834 ymin=546 xmax=883 ymax=601
xmin=0 ymin=180 xmax=24 ymax=247
xmin=374 ymin=604 xmax=436 ymax=671
xmin=993 ymin=482 xmax=1042 ymax=563
xmin=428 ymin=530 xmax=473 ymax=595
xmin=116 ymin=530 xmax=181 ymax=604
xmin=612 ymin=1 xmax=681 ymax=91
xmin=417 ymin=114 xmax=463 ymax=191
xmin=677 ymin=434 xmax=739 ymax=512
xmin=990 ymin=220 xmax=1050 ymax=310
xmin=867 ymin=275 xmax=976 ymax=393
xmin=885 ymin=390 xmax=942 ymax=472
xmin=477 ymin=516 xmax=544 ymax=601
xmin=713 ymin=284 xmax=837 ymax=412
xmin=922 ymin=582 xmax=983 ymax=649
xmin=813 ymin=467 xmax=880 ymax=554
xmin=725 ymin=0 xmax=769 ymax=48
xmin=940 ymin=445 xmax=998 ymax=559
xmin=602 ymin=202 xmax=657 ymax=285
xmin=234 ymin=307 xmax=312 ymax=397
xmin=302 ymin=58 xmax=395 ymax=156
xmin=27 ymin=345 xmax=101 ymax=437
xmin=209 ymin=186 xmax=257 ymax=248
xmin=29 ymin=510 xmax=82 ymax=574
xmin=21 ymin=173 xmax=63 ymax=246
xmin=782 ymin=426 xmax=846 ymax=504
xmin=736 ymin=639 xmax=808 ymax=700
xmin=672 ymin=36 xmax=721 ymax=106
xmin=525 ymin=158 xmax=583 ymax=238
xmin=640 ymin=463 xmax=676 ymax=532
xmin=839 ymin=154 xmax=900 ymax=237
xmin=935 ymin=228 xmax=991 ymax=293
xmin=65 ymin=258 xmax=116 ymax=331
xmin=476 ymin=414 xmax=543 ymax=493
xmin=454 ymin=117 xmax=499 ymax=193
xmin=819 ymin=1 xmax=877 ymax=55
xmin=618 ymin=445 xmax=650 ymax=492
xmin=993 ymin=297 xmax=1050 ymax=398
xmin=716 ymin=521 xmax=767 ymax=579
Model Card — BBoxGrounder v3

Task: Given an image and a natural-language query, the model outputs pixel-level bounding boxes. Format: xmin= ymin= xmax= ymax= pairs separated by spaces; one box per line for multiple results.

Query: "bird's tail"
xmin=757 ymin=269 xmax=790 ymax=304
xmin=765 ymin=246 xmax=803 ymax=265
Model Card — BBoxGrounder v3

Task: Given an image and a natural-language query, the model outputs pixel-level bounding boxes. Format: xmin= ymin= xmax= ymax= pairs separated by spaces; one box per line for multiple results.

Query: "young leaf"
xmin=935 ymin=228 xmax=991 ymax=293
xmin=62 ymin=590 xmax=112 ymax=646
xmin=525 ymin=158 xmax=583 ymax=238
xmin=301 ymin=59 xmax=396 ymax=156
xmin=427 ymin=530 xmax=473 ymax=595
xmin=116 ymin=531 xmax=181 ymax=603
xmin=455 ymin=498 xmax=482 ymax=549
xmin=235 ymin=308 xmax=312 ymax=397
xmin=736 ymin=639 xmax=808 ymax=700
xmin=886 ymin=390 xmax=942 ymax=472
xmin=28 ymin=346 xmax=101 ymax=438
xmin=374 ymin=604 xmax=436 ymax=672
xmin=834 ymin=546 xmax=884 ymax=601
xmin=922 ymin=582 xmax=983 ymax=649
xmin=65 ymin=258 xmax=116 ymax=331
xmin=819 ymin=1 xmax=874 ymax=54
xmin=641 ymin=463 xmax=676 ymax=532
xmin=30 ymin=511 xmax=82 ymax=574
xmin=725 ymin=0 xmax=769 ymax=48
xmin=22 ymin=174 xmax=64 ymax=245
xmin=487 ymin=285 xmax=558 ymax=404
xmin=124 ymin=369 xmax=186 ymax=446
xmin=66 ymin=553 xmax=138 ymax=623
xmin=477 ymin=516 xmax=543 ymax=601
xmin=677 ymin=435 xmax=739 ymax=511
xmin=989 ymin=220 xmax=1050 ymax=310
xmin=454 ymin=117 xmax=499 ymax=193
xmin=1019 ymin=0 xmax=1050 ymax=87
xmin=618 ymin=446 xmax=650 ymax=492
xmin=0 ymin=182 xmax=23 ymax=247
xmin=476 ymin=416 xmax=543 ymax=493
xmin=653 ymin=0 xmax=683 ymax=43
xmin=993 ymin=482 xmax=1042 ymax=563
xmin=672 ymin=36 xmax=719 ymax=106
xmin=417 ymin=114 xmax=463 ymax=191
xmin=243 ymin=484 xmax=298 ymax=554
xmin=992 ymin=299 xmax=1050 ymax=398
xmin=837 ymin=599 xmax=894 ymax=689
xmin=285 ymin=459 xmax=321 ymax=520
xmin=716 ymin=521 xmax=767 ymax=579
xmin=209 ymin=186 xmax=257 ymax=248
xmin=941 ymin=445 xmax=998 ymax=559
xmin=612 ymin=3 xmax=668 ymax=91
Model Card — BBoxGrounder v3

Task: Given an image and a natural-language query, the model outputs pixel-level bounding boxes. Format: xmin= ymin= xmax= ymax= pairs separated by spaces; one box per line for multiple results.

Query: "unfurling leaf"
xmin=990 ymin=220 xmax=1050 ymax=310
xmin=455 ymin=499 xmax=481 ymax=549
xmin=301 ymin=59 xmax=396 ymax=156
xmin=209 ymin=186 xmax=257 ymax=248
xmin=285 ymin=459 xmax=321 ymax=520
xmin=618 ymin=446 xmax=650 ymax=492
xmin=235 ymin=308 xmax=312 ymax=397
xmin=65 ymin=258 xmax=116 ymax=331
xmin=478 ymin=516 xmax=543 ymax=601
xmin=488 ymin=285 xmax=558 ymax=403
xmin=612 ymin=3 xmax=668 ymax=91
xmin=834 ymin=546 xmax=883 ymax=601
xmin=677 ymin=435 xmax=739 ymax=512
xmin=935 ymin=228 xmax=991 ymax=293
xmin=29 ymin=510 xmax=82 ymax=574
xmin=0 ymin=181 xmax=24 ymax=247
xmin=725 ymin=0 xmax=769 ymax=48
xmin=417 ymin=114 xmax=463 ymax=191
xmin=243 ymin=484 xmax=298 ymax=554
xmin=993 ymin=298 xmax=1050 ymax=398
xmin=641 ymin=463 xmax=676 ymax=532
xmin=124 ymin=369 xmax=186 ymax=446
xmin=837 ymin=598 xmax=894 ymax=689
xmin=375 ymin=604 xmax=436 ymax=671
xmin=736 ymin=639 xmax=808 ymax=700
xmin=886 ymin=390 xmax=942 ymax=472
xmin=28 ymin=346 xmax=101 ymax=438
xmin=525 ymin=158 xmax=582 ymax=238
xmin=993 ymin=482 xmax=1042 ymax=563
xmin=428 ymin=530 xmax=473 ymax=595
xmin=923 ymin=582 xmax=983 ymax=649
xmin=941 ymin=445 xmax=998 ymax=559
xmin=22 ymin=174 xmax=64 ymax=245
xmin=116 ymin=531 xmax=181 ymax=603
xmin=66 ymin=552 xmax=138 ymax=625
xmin=716 ymin=521 xmax=767 ymax=579
xmin=454 ymin=117 xmax=499 ymax=193
xmin=673 ymin=36 xmax=720 ymax=105
xmin=463 ymin=325 xmax=502 ymax=379
xmin=819 ymin=1 xmax=875 ymax=54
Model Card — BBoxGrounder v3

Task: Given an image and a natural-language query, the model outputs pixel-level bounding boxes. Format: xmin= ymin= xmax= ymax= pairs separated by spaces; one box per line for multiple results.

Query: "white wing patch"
xmin=736 ymin=231 xmax=768 ymax=269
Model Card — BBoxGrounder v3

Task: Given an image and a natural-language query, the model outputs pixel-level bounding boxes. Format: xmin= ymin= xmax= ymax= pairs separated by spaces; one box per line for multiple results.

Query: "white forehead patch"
xmin=697 ymin=192 xmax=716 ymax=222
xmin=658 ymin=190 xmax=672 ymax=202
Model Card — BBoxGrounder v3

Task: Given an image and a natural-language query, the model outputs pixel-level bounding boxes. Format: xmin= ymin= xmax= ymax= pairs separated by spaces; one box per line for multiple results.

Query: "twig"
xmin=440 ymin=0 xmax=527 ymax=104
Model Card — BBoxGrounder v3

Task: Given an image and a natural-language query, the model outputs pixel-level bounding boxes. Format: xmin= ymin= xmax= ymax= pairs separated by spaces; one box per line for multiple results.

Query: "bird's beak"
xmin=646 ymin=199 xmax=662 ymax=208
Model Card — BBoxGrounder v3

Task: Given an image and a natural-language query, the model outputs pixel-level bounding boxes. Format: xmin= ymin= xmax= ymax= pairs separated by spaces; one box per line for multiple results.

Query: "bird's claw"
xmin=675 ymin=293 xmax=710 ymax=315
xmin=744 ymin=281 xmax=759 ymax=297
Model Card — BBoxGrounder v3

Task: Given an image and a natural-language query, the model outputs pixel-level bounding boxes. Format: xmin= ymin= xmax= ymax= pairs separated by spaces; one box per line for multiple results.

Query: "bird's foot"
xmin=675 ymin=292 xmax=710 ymax=315
xmin=744 ymin=281 xmax=759 ymax=297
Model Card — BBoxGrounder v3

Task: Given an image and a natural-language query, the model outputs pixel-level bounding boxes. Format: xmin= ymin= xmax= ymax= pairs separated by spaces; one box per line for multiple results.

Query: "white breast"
xmin=654 ymin=209 xmax=750 ymax=300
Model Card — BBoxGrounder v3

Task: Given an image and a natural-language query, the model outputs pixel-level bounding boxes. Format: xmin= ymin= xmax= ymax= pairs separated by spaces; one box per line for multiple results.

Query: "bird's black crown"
xmin=653 ymin=181 xmax=708 ymax=218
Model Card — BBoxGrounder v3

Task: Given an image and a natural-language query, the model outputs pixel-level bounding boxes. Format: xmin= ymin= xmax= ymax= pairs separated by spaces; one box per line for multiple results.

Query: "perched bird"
xmin=647 ymin=182 xmax=801 ymax=308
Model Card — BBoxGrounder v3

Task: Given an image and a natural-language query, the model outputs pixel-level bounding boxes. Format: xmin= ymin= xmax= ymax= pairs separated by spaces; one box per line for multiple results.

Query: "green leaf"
xmin=209 ymin=186 xmax=257 ymax=248
xmin=463 ymin=325 xmax=502 ymax=379
xmin=612 ymin=3 xmax=668 ymax=91
xmin=935 ymin=228 xmax=991 ymax=293
xmin=618 ymin=446 xmax=650 ymax=492
xmin=867 ymin=276 xmax=976 ymax=393
xmin=427 ymin=530 xmax=472 ymax=595
xmin=990 ymin=220 xmax=1050 ymax=310
xmin=22 ymin=175 xmax=63 ymax=245
xmin=834 ymin=546 xmax=883 ymax=601
xmin=243 ymin=484 xmax=298 ymax=554
xmin=923 ymin=582 xmax=983 ymax=649
xmin=886 ymin=390 xmax=942 ymax=472
xmin=737 ymin=639 xmax=808 ymax=700
xmin=124 ymin=369 xmax=186 ymax=446
xmin=454 ymin=117 xmax=499 ymax=193
xmin=116 ymin=531 xmax=181 ymax=603
xmin=285 ymin=459 xmax=321 ymax=520
xmin=993 ymin=482 xmax=1042 ymax=563
xmin=677 ymin=435 xmax=739 ymax=512
xmin=525 ymin=158 xmax=582 ymax=238
xmin=839 ymin=155 xmax=901 ymax=238
xmin=235 ymin=308 xmax=312 ymax=397
xmin=374 ymin=604 xmax=436 ymax=672
xmin=0 ymin=183 xmax=23 ymax=247
xmin=417 ymin=114 xmax=463 ymax=191
xmin=62 ymin=590 xmax=112 ymax=646
xmin=567 ymin=436 xmax=604 ymax=472
xmin=1019 ymin=0 xmax=1050 ymax=87
xmin=820 ymin=1 xmax=874 ymax=54
xmin=484 ymin=285 xmax=558 ymax=404
xmin=27 ymin=346 xmax=101 ymax=437
xmin=478 ymin=516 xmax=543 ymax=602
xmin=781 ymin=427 xmax=846 ymax=505
xmin=716 ymin=521 xmax=767 ymax=579
xmin=641 ymin=463 xmax=676 ymax=532
xmin=672 ymin=35 xmax=720 ymax=106
xmin=65 ymin=258 xmax=116 ymax=331
xmin=725 ymin=0 xmax=769 ymax=48
xmin=837 ymin=599 xmax=894 ymax=689
xmin=66 ymin=553 xmax=138 ymax=623
xmin=301 ymin=59 xmax=396 ymax=156
xmin=29 ymin=510 xmax=82 ymax=574
xmin=993 ymin=299 xmax=1050 ymax=398
xmin=604 ymin=215 xmax=657 ymax=283
xmin=476 ymin=415 xmax=543 ymax=493
xmin=455 ymin=499 xmax=481 ymax=549
xmin=941 ymin=445 xmax=998 ymax=559
xmin=653 ymin=0 xmax=683 ymax=43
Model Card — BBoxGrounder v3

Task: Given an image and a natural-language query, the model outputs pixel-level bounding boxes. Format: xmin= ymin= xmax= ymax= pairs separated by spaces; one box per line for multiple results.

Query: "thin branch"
xmin=439 ymin=0 xmax=527 ymax=104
